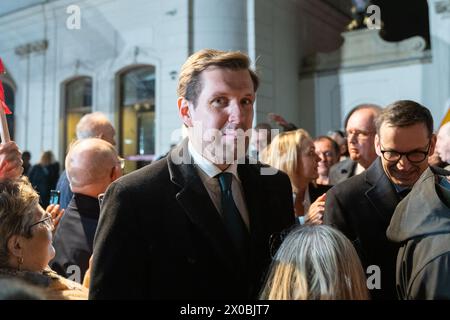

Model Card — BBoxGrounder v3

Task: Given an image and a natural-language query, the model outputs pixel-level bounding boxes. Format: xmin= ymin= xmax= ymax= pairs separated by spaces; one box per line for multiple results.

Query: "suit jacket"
xmin=324 ymin=158 xmax=401 ymax=300
xmin=51 ymin=193 xmax=100 ymax=280
xmin=89 ymin=140 xmax=295 ymax=299
xmin=329 ymin=158 xmax=357 ymax=185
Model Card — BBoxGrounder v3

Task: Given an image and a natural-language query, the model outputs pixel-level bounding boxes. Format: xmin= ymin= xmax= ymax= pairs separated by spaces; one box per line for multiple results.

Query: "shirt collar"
xmin=188 ymin=139 xmax=240 ymax=181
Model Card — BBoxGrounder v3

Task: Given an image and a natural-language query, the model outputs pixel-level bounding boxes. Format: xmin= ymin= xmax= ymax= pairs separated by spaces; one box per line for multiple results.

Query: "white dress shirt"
xmin=188 ymin=140 xmax=250 ymax=230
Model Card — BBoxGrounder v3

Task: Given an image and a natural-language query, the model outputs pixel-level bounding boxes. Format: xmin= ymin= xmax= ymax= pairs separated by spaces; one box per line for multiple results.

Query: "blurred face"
xmin=21 ymin=206 xmax=55 ymax=272
xmin=179 ymin=67 xmax=255 ymax=167
xmin=315 ymin=139 xmax=339 ymax=177
xmin=100 ymin=124 xmax=116 ymax=146
xmin=376 ymin=123 xmax=436 ymax=188
xmin=436 ymin=126 xmax=450 ymax=162
xmin=299 ymin=139 xmax=320 ymax=183
xmin=346 ymin=109 xmax=378 ymax=168
xmin=250 ymin=129 xmax=271 ymax=154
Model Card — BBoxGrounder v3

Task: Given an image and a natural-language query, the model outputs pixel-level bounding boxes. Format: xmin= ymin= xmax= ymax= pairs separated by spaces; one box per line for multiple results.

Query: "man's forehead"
xmin=379 ymin=123 xmax=430 ymax=146
xmin=201 ymin=67 xmax=254 ymax=91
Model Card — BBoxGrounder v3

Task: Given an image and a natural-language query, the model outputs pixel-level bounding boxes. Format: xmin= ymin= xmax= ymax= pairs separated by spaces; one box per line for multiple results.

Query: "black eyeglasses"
xmin=29 ymin=214 xmax=53 ymax=232
xmin=380 ymin=140 xmax=431 ymax=164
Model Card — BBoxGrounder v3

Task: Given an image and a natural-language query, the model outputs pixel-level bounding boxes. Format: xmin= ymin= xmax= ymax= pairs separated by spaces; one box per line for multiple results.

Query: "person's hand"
xmin=83 ymin=255 xmax=93 ymax=288
xmin=46 ymin=204 xmax=64 ymax=231
xmin=306 ymin=193 xmax=326 ymax=225
xmin=0 ymin=141 xmax=23 ymax=180
xmin=268 ymin=113 xmax=290 ymax=128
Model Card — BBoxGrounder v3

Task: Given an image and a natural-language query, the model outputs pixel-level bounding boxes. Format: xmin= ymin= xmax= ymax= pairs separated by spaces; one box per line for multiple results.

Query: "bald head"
xmin=437 ymin=122 xmax=450 ymax=163
xmin=66 ymin=138 xmax=121 ymax=196
xmin=76 ymin=112 xmax=116 ymax=146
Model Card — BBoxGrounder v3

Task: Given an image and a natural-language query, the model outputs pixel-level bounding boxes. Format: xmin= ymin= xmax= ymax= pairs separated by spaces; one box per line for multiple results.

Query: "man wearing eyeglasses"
xmin=329 ymin=104 xmax=381 ymax=185
xmin=324 ymin=100 xmax=447 ymax=300
xmin=51 ymin=138 xmax=122 ymax=282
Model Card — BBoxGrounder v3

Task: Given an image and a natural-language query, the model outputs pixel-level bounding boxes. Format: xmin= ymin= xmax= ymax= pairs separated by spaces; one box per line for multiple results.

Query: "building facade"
xmin=0 ymin=0 xmax=345 ymax=169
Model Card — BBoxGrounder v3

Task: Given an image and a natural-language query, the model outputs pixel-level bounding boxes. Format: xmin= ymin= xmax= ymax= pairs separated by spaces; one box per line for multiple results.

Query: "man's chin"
xmin=350 ymin=154 xmax=360 ymax=162
xmin=390 ymin=174 xmax=419 ymax=188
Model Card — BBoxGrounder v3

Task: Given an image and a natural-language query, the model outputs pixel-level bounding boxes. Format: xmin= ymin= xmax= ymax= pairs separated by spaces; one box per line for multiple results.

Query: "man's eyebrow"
xmin=208 ymin=91 xmax=255 ymax=97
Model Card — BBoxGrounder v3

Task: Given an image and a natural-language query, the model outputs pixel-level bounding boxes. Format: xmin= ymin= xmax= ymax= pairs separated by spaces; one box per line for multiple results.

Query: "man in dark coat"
xmin=56 ymin=112 xmax=116 ymax=209
xmin=89 ymin=49 xmax=296 ymax=300
xmin=387 ymin=167 xmax=450 ymax=299
xmin=329 ymin=104 xmax=381 ymax=185
xmin=51 ymin=138 xmax=122 ymax=280
xmin=324 ymin=100 xmax=438 ymax=300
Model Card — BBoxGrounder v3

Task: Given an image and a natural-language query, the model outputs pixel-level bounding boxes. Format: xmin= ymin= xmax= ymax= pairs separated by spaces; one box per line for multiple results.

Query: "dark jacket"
xmin=51 ymin=193 xmax=100 ymax=280
xmin=89 ymin=140 xmax=295 ymax=300
xmin=29 ymin=164 xmax=50 ymax=207
xmin=324 ymin=158 xmax=401 ymax=300
xmin=329 ymin=158 xmax=357 ymax=185
xmin=387 ymin=167 xmax=450 ymax=299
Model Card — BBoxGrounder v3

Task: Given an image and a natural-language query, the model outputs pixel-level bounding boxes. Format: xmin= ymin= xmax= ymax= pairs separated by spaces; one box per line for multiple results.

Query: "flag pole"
xmin=0 ymin=105 xmax=10 ymax=143
xmin=0 ymin=57 xmax=11 ymax=143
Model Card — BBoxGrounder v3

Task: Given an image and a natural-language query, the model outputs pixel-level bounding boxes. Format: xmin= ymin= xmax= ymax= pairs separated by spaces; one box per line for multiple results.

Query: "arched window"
xmin=119 ymin=66 xmax=155 ymax=173
xmin=2 ymin=83 xmax=15 ymax=140
xmin=64 ymin=77 xmax=92 ymax=152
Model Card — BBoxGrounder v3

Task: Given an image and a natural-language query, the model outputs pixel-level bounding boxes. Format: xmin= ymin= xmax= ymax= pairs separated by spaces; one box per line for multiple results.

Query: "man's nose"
xmin=396 ymin=155 xmax=412 ymax=170
xmin=228 ymin=100 xmax=245 ymax=123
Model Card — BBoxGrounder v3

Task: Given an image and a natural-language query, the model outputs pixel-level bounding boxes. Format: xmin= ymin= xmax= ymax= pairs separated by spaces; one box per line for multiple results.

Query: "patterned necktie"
xmin=216 ymin=172 xmax=249 ymax=263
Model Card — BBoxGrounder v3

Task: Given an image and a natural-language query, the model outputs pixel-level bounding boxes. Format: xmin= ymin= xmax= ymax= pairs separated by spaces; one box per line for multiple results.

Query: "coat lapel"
xmin=238 ymin=164 xmax=265 ymax=263
xmin=365 ymin=158 xmax=399 ymax=224
xmin=167 ymin=140 xmax=238 ymax=272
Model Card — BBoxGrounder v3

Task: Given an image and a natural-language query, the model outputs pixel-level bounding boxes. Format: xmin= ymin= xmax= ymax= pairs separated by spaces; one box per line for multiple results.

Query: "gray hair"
xmin=375 ymin=100 xmax=433 ymax=137
xmin=0 ymin=178 xmax=40 ymax=267
xmin=260 ymin=225 xmax=369 ymax=300
xmin=76 ymin=112 xmax=113 ymax=140
xmin=65 ymin=138 xmax=118 ymax=189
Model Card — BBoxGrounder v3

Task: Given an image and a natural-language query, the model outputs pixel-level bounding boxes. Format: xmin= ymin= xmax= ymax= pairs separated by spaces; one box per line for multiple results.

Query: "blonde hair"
xmin=260 ymin=225 xmax=369 ymax=300
xmin=177 ymin=49 xmax=259 ymax=105
xmin=0 ymin=177 xmax=40 ymax=267
xmin=39 ymin=151 xmax=55 ymax=166
xmin=260 ymin=129 xmax=312 ymax=188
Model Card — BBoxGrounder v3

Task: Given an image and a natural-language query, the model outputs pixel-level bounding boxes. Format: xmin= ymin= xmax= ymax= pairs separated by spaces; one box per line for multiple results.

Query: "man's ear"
xmin=374 ymin=134 xmax=382 ymax=157
xmin=177 ymin=97 xmax=193 ymax=127
xmin=7 ymin=235 xmax=23 ymax=259
xmin=429 ymin=133 xmax=437 ymax=156
xmin=111 ymin=165 xmax=122 ymax=181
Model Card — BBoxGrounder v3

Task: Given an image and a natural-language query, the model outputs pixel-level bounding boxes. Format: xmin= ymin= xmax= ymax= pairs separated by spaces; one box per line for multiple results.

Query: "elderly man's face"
xmin=376 ymin=122 xmax=436 ymax=187
xmin=179 ymin=67 xmax=255 ymax=166
xmin=346 ymin=108 xmax=378 ymax=169
xmin=100 ymin=124 xmax=116 ymax=146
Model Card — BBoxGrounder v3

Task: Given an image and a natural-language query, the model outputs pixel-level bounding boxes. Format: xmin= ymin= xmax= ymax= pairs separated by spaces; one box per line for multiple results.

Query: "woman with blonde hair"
xmin=260 ymin=129 xmax=329 ymax=224
xmin=0 ymin=177 xmax=88 ymax=300
xmin=260 ymin=225 xmax=369 ymax=300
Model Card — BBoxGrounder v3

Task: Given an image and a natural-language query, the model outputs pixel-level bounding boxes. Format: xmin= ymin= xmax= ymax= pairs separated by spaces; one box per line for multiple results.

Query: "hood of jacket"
xmin=387 ymin=167 xmax=450 ymax=243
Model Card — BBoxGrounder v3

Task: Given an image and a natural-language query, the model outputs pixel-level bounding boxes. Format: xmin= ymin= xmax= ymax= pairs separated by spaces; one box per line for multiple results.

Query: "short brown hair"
xmin=376 ymin=100 xmax=433 ymax=137
xmin=177 ymin=49 xmax=259 ymax=106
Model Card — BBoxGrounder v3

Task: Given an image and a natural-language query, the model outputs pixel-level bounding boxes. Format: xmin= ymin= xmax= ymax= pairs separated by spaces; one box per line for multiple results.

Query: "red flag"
xmin=0 ymin=58 xmax=12 ymax=114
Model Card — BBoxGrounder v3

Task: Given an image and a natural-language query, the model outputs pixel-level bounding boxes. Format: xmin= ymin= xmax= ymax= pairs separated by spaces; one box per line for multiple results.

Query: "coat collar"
xmin=364 ymin=157 xmax=400 ymax=224
xmin=167 ymin=139 xmax=261 ymax=272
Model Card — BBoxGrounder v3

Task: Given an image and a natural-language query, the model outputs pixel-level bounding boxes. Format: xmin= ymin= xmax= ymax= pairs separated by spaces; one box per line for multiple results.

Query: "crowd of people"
xmin=0 ymin=48 xmax=449 ymax=300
